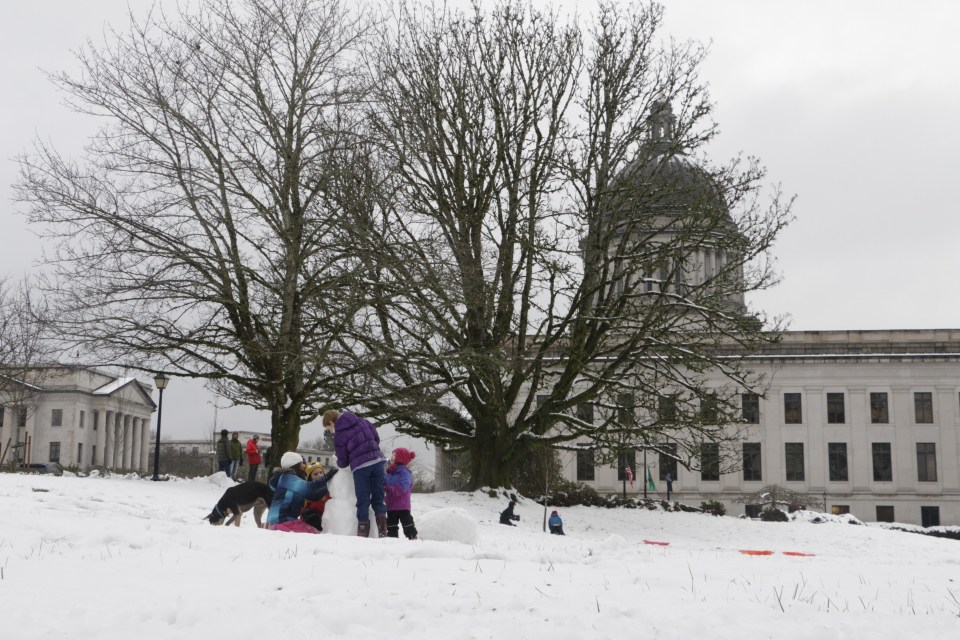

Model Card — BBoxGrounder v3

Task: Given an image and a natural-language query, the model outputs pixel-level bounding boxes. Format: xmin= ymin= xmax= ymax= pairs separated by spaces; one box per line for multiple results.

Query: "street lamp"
xmin=151 ymin=372 xmax=170 ymax=481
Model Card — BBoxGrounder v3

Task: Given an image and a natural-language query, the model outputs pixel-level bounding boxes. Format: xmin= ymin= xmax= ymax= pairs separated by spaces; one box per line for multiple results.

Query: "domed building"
xmin=440 ymin=102 xmax=960 ymax=527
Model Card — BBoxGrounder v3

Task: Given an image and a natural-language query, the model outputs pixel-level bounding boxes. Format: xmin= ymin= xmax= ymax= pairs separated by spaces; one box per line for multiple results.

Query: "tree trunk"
xmin=268 ymin=403 xmax=302 ymax=470
xmin=465 ymin=432 xmax=517 ymax=490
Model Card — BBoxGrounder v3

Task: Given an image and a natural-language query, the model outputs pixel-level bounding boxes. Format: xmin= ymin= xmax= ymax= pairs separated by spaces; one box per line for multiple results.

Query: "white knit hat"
xmin=280 ymin=451 xmax=304 ymax=469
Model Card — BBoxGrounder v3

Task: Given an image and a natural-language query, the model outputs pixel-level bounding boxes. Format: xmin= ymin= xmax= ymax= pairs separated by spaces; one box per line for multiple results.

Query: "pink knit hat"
xmin=393 ymin=448 xmax=416 ymax=465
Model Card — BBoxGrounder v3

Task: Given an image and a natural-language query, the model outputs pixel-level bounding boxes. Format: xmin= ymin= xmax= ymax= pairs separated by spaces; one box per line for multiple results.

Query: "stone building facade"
xmin=552 ymin=330 xmax=960 ymax=526
xmin=0 ymin=366 xmax=156 ymax=472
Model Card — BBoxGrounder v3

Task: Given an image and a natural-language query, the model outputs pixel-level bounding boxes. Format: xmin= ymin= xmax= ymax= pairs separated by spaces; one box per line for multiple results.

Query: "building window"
xmin=741 ymin=393 xmax=760 ymax=424
xmin=617 ymin=393 xmax=635 ymax=426
xmin=914 ymin=392 xmax=933 ymax=423
xmin=576 ymin=403 xmax=594 ymax=426
xmin=870 ymin=392 xmax=888 ymax=424
xmin=742 ymin=443 xmax=762 ymax=481
xmin=617 ymin=450 xmax=636 ymax=482
xmin=875 ymin=506 xmax=894 ymax=523
xmin=784 ymin=443 xmax=805 ymax=482
xmin=828 ymin=442 xmax=848 ymax=482
xmin=784 ymin=393 xmax=802 ymax=424
xmin=916 ymin=443 xmax=937 ymax=482
xmin=872 ymin=442 xmax=893 ymax=482
xmin=192 ymin=447 xmax=200 ymax=457
xmin=826 ymin=393 xmax=845 ymax=424
xmin=51 ymin=409 xmax=63 ymax=427
xmin=576 ymin=449 xmax=595 ymax=481
xmin=180 ymin=447 xmax=186 ymax=455
xmin=79 ymin=411 xmax=85 ymax=429
xmin=49 ymin=442 xmax=61 ymax=463
xmin=18 ymin=407 xmax=27 ymax=427
xmin=700 ymin=443 xmax=719 ymax=481
xmin=700 ymin=393 xmax=718 ymax=423
xmin=0 ymin=407 xmax=4 ymax=427
xmin=77 ymin=442 xmax=83 ymax=464
xmin=657 ymin=395 xmax=676 ymax=424
xmin=93 ymin=411 xmax=99 ymax=431
xmin=658 ymin=444 xmax=678 ymax=481
xmin=921 ymin=506 xmax=940 ymax=528
xmin=831 ymin=505 xmax=850 ymax=515
xmin=91 ymin=445 xmax=97 ymax=465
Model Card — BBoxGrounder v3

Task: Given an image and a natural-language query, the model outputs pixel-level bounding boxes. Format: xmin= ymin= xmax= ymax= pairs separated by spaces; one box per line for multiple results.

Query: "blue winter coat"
xmin=384 ymin=463 xmax=413 ymax=511
xmin=333 ymin=412 xmax=385 ymax=470
xmin=548 ymin=513 xmax=563 ymax=528
xmin=266 ymin=469 xmax=330 ymax=525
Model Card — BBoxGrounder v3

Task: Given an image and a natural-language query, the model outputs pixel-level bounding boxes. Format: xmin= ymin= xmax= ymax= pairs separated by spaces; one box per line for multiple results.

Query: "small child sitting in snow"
xmin=500 ymin=500 xmax=520 ymax=526
xmin=548 ymin=510 xmax=565 ymax=535
xmin=384 ymin=448 xmax=418 ymax=540
xmin=301 ymin=462 xmax=332 ymax=532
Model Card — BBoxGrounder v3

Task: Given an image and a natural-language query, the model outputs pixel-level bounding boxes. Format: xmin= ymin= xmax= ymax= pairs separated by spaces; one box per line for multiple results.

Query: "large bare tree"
xmin=342 ymin=1 xmax=792 ymax=488
xmin=16 ymin=0 xmax=372 ymax=458
xmin=0 ymin=275 xmax=55 ymax=459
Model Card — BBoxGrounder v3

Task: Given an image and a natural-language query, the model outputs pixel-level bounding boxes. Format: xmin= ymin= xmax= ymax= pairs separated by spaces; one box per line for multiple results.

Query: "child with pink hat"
xmin=384 ymin=447 xmax=418 ymax=540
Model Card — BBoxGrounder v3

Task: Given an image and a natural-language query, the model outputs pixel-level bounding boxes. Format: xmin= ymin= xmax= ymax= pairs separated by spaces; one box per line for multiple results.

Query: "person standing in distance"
xmin=228 ymin=432 xmax=243 ymax=481
xmin=245 ymin=434 xmax=262 ymax=482
xmin=215 ymin=429 xmax=231 ymax=476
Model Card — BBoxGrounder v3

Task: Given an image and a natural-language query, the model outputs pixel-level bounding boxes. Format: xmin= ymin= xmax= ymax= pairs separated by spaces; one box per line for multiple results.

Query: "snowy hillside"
xmin=1 ymin=472 xmax=957 ymax=639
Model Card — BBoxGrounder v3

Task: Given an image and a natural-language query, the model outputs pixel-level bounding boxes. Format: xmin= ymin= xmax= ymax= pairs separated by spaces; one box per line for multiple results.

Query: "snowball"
xmin=416 ymin=508 xmax=479 ymax=544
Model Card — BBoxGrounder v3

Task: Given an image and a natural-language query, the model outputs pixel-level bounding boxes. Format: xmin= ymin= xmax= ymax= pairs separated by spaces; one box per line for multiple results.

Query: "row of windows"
xmin=741 ymin=391 xmax=944 ymax=425
xmin=0 ymin=407 xmax=28 ymax=427
xmin=574 ymin=441 xmax=942 ymax=485
xmin=49 ymin=442 xmax=99 ymax=466
xmin=738 ymin=441 xmax=937 ymax=483
xmin=561 ymin=390 xmax=951 ymax=430
xmin=1 ymin=408 xmax=115 ymax=430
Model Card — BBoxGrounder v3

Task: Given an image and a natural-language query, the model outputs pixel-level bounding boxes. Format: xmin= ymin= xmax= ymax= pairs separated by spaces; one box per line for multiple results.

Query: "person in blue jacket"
xmin=548 ymin=510 xmax=565 ymax=535
xmin=266 ymin=451 xmax=337 ymax=533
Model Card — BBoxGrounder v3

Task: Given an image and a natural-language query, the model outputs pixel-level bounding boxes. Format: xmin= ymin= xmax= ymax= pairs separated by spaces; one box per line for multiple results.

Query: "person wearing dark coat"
xmin=500 ymin=500 xmax=520 ymax=526
xmin=215 ymin=429 xmax=231 ymax=475
xmin=548 ymin=510 xmax=565 ymax=535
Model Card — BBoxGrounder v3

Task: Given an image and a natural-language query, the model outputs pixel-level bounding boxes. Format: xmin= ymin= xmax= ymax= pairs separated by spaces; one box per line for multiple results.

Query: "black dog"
xmin=204 ymin=482 xmax=274 ymax=528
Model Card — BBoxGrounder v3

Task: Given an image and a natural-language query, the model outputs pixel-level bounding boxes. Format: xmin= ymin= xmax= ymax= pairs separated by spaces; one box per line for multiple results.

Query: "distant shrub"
xmin=700 ymin=500 xmax=726 ymax=517
xmin=760 ymin=508 xmax=789 ymax=522
xmin=544 ymin=480 xmax=604 ymax=507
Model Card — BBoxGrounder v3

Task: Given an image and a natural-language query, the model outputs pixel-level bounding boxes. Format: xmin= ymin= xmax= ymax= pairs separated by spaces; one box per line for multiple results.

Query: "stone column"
xmin=104 ymin=410 xmax=115 ymax=469
xmin=130 ymin=417 xmax=140 ymax=472
xmin=113 ymin=413 xmax=123 ymax=469
xmin=96 ymin=411 xmax=109 ymax=466
xmin=122 ymin=415 xmax=133 ymax=470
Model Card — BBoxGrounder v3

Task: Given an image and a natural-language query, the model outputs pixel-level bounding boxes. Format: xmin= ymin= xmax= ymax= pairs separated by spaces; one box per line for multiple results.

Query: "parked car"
xmin=23 ymin=462 xmax=64 ymax=476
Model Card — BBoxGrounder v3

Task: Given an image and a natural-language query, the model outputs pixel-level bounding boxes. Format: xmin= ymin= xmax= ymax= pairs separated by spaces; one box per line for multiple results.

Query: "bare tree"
xmin=17 ymin=0 xmax=373 ymax=458
xmin=341 ymin=1 xmax=791 ymax=489
xmin=0 ymin=276 xmax=56 ymax=461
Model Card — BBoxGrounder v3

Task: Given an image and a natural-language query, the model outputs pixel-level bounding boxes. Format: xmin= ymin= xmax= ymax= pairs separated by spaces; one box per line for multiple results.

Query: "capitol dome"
xmin=606 ymin=101 xmax=728 ymax=222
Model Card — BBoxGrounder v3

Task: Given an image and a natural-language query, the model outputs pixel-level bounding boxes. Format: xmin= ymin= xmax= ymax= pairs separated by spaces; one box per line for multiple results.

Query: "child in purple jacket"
xmin=384 ymin=448 xmax=418 ymax=540
xmin=323 ymin=409 xmax=388 ymax=538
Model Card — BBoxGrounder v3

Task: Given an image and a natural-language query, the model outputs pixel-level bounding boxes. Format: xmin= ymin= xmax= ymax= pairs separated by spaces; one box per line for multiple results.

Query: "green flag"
xmin=647 ymin=466 xmax=656 ymax=491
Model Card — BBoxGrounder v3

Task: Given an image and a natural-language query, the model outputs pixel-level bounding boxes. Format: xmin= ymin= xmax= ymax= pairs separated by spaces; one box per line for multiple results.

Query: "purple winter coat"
xmin=384 ymin=463 xmax=413 ymax=511
xmin=333 ymin=412 xmax=385 ymax=470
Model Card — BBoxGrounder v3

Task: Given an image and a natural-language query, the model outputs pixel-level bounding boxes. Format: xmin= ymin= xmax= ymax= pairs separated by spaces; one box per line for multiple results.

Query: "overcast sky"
xmin=2 ymin=1 xmax=959 ymax=451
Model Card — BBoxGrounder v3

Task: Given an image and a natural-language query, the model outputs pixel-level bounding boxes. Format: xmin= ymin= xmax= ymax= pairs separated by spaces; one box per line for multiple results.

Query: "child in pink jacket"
xmin=384 ymin=448 xmax=418 ymax=540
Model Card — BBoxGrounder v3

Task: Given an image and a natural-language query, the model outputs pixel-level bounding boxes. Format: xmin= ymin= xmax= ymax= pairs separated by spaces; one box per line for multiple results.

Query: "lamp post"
xmin=151 ymin=372 xmax=170 ymax=481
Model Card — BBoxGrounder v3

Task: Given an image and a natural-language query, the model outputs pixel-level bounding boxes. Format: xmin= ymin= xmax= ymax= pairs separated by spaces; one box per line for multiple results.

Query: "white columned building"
xmin=0 ymin=366 xmax=157 ymax=473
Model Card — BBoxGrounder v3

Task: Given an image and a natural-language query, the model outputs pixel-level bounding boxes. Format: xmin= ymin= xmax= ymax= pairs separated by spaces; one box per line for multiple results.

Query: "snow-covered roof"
xmin=92 ymin=377 xmax=139 ymax=395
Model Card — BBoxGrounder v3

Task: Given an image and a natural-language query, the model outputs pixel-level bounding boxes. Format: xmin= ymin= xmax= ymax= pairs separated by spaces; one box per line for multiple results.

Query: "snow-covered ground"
xmin=2 ymin=472 xmax=958 ymax=639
